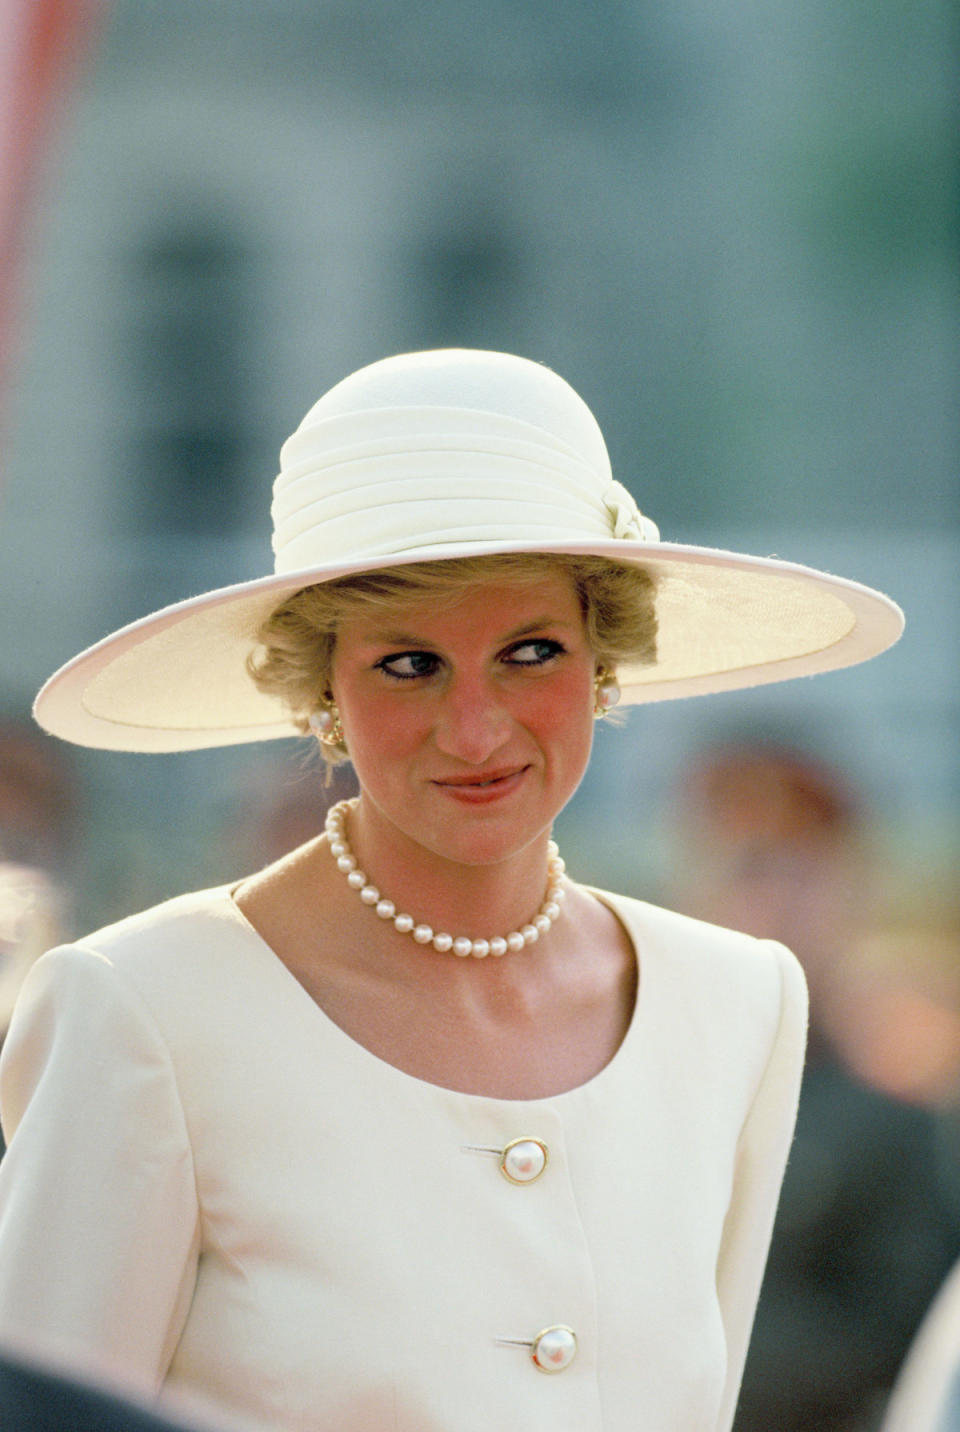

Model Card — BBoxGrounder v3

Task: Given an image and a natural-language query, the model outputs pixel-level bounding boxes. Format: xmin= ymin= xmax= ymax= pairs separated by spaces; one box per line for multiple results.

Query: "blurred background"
xmin=0 ymin=2 xmax=956 ymax=1426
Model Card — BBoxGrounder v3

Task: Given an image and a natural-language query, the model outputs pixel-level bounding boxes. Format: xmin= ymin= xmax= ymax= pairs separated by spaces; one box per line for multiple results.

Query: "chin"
xmin=421 ymin=806 xmax=559 ymax=870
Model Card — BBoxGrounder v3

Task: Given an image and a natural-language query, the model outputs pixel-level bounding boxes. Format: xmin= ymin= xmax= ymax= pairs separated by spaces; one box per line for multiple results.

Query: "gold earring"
xmin=593 ymin=670 xmax=621 ymax=719
xmin=308 ymin=704 xmax=344 ymax=747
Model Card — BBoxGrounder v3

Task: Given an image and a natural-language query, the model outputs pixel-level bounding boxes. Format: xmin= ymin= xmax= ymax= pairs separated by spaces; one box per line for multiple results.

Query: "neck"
xmin=334 ymin=796 xmax=560 ymax=943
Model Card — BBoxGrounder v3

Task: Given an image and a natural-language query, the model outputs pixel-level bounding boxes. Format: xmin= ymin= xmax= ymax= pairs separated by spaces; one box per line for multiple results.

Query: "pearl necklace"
xmin=323 ymin=799 xmax=566 ymax=958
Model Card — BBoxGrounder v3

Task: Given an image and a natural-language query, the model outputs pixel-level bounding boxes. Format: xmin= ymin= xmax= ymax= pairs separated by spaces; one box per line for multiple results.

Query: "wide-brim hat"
xmin=34 ymin=348 xmax=904 ymax=752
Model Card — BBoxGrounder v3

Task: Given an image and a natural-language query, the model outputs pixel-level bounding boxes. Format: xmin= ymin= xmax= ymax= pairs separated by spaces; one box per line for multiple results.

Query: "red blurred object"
xmin=0 ymin=0 xmax=105 ymax=407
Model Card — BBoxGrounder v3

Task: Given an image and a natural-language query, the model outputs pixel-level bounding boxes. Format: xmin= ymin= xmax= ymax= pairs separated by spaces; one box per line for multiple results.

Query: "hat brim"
xmin=33 ymin=538 xmax=904 ymax=751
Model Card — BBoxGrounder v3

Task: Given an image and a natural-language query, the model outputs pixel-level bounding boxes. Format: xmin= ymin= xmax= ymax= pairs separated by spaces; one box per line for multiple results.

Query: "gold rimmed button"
xmin=532 ymin=1325 xmax=577 ymax=1373
xmin=499 ymin=1137 xmax=548 ymax=1184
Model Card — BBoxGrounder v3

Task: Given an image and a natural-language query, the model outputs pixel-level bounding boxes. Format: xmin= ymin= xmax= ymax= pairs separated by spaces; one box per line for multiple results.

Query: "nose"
xmin=433 ymin=673 xmax=513 ymax=764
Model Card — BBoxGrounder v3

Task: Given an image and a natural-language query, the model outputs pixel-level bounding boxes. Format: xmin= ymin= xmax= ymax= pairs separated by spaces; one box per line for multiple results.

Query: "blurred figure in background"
xmin=668 ymin=740 xmax=960 ymax=1432
xmin=219 ymin=760 xmax=359 ymax=874
xmin=0 ymin=722 xmax=76 ymax=876
xmin=0 ymin=719 xmax=75 ymax=1033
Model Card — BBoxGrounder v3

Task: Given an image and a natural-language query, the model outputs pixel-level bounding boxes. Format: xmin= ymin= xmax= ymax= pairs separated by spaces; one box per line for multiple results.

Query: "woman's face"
xmin=329 ymin=572 xmax=597 ymax=868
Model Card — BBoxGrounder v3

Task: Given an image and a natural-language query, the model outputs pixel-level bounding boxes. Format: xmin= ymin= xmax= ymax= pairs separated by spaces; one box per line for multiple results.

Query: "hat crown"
xmin=270 ymin=349 xmax=657 ymax=575
xmin=298 ymin=348 xmax=611 ymax=471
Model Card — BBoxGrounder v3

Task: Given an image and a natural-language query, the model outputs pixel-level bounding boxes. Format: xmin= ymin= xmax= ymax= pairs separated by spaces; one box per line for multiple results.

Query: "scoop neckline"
xmin=216 ymin=882 xmax=644 ymax=1107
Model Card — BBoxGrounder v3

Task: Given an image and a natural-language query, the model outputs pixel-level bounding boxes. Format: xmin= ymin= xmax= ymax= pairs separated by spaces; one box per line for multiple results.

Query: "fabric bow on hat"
xmin=603 ymin=481 xmax=659 ymax=542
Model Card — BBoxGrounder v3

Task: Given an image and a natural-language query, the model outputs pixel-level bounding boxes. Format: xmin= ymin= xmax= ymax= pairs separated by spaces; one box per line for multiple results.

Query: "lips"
xmin=433 ymin=766 xmax=527 ymax=789
xmin=435 ymin=767 xmax=527 ymax=790
xmin=431 ymin=766 xmax=530 ymax=802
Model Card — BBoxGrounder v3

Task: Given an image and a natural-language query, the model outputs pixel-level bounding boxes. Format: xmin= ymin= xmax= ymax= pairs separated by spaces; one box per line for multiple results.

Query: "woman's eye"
xmin=375 ymin=651 xmax=440 ymax=680
xmin=505 ymin=639 xmax=565 ymax=667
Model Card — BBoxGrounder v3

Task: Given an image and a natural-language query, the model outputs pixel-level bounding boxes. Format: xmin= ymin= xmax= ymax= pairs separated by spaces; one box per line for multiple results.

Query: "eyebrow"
xmin=357 ymin=615 xmax=577 ymax=647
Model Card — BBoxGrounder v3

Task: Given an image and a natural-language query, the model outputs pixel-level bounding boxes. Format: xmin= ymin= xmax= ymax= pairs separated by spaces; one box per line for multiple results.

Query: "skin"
xmin=235 ymin=574 xmax=637 ymax=1098
xmin=330 ymin=575 xmax=596 ymax=906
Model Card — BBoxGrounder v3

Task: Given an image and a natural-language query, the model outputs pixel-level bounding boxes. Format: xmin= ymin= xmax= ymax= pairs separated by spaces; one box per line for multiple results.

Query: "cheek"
xmin=525 ymin=671 xmax=595 ymax=761
xmin=337 ymin=686 xmax=430 ymax=770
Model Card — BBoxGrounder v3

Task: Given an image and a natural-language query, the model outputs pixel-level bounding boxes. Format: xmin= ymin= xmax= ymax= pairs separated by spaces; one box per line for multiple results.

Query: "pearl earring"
xmin=593 ymin=670 xmax=621 ymax=718
xmin=309 ymin=704 xmax=344 ymax=747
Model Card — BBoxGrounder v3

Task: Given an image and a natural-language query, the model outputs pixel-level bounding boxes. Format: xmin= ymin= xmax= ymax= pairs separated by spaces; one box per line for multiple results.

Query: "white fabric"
xmin=0 ymin=886 xmax=807 ymax=1432
xmin=271 ymin=408 xmax=658 ymax=573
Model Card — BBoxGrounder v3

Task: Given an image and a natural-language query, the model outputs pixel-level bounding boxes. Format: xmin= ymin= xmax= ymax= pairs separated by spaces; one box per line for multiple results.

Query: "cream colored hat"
xmin=34 ymin=348 xmax=903 ymax=751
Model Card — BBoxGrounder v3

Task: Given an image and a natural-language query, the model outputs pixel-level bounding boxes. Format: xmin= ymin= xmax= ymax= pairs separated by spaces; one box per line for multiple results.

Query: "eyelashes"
xmin=374 ymin=638 xmax=567 ymax=683
xmin=375 ymin=651 xmax=441 ymax=681
xmin=506 ymin=638 xmax=567 ymax=667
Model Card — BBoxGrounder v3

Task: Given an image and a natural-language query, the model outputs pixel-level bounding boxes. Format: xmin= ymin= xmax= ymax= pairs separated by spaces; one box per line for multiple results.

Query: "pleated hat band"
xmin=271 ymin=407 xmax=659 ymax=574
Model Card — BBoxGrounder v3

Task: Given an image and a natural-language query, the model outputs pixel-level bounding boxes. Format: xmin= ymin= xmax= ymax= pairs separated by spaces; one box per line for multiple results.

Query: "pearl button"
xmin=499 ymin=1137 xmax=548 ymax=1184
xmin=532 ymin=1325 xmax=577 ymax=1373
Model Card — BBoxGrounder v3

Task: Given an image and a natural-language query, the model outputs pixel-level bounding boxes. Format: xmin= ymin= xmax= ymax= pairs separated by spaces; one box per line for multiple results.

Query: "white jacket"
xmin=0 ymin=886 xmax=806 ymax=1431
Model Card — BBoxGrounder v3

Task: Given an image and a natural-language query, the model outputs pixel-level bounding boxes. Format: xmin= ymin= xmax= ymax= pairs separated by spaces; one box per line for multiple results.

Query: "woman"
xmin=0 ymin=349 xmax=903 ymax=1431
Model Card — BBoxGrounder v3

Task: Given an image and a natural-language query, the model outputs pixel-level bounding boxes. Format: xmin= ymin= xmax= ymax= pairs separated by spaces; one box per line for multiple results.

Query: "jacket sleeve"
xmin=0 ymin=944 xmax=201 ymax=1396
xmin=714 ymin=940 xmax=808 ymax=1431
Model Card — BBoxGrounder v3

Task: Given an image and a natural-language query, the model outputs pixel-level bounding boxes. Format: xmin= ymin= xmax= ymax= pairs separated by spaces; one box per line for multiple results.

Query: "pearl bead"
xmin=596 ymin=677 xmax=621 ymax=710
xmin=500 ymin=1137 xmax=548 ymax=1184
xmin=323 ymin=799 xmax=565 ymax=960
xmin=532 ymin=1325 xmax=577 ymax=1373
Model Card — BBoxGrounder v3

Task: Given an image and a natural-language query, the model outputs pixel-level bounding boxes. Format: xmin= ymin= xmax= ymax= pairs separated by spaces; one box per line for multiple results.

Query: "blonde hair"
xmin=247 ymin=553 xmax=658 ymax=764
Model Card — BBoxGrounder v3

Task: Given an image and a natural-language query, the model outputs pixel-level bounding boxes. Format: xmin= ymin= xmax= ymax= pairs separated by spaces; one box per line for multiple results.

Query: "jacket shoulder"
xmin=590 ymin=886 xmax=807 ymax=1029
xmin=60 ymin=886 xmax=247 ymax=967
